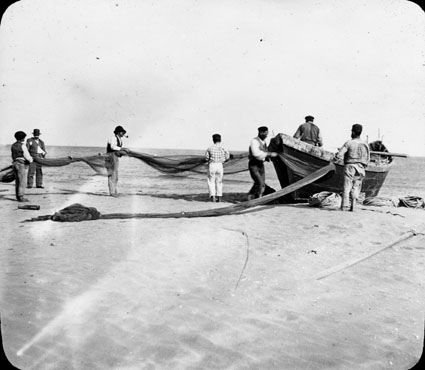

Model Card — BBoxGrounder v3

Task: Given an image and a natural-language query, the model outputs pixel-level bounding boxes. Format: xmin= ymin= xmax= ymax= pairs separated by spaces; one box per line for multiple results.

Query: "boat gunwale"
xmin=276 ymin=133 xmax=392 ymax=174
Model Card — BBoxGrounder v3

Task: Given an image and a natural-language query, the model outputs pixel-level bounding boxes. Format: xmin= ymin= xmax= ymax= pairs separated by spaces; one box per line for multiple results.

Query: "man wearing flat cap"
xmin=26 ymin=128 xmax=47 ymax=188
xmin=247 ymin=126 xmax=278 ymax=200
xmin=334 ymin=124 xmax=370 ymax=211
xmin=12 ymin=131 xmax=33 ymax=202
xmin=105 ymin=125 xmax=129 ymax=197
xmin=293 ymin=115 xmax=323 ymax=147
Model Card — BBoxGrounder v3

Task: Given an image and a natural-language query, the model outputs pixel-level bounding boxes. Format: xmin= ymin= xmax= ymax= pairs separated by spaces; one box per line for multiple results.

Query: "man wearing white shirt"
xmin=106 ymin=125 xmax=128 ymax=197
xmin=11 ymin=131 xmax=33 ymax=202
xmin=247 ymin=126 xmax=277 ymax=200
xmin=26 ymin=128 xmax=46 ymax=188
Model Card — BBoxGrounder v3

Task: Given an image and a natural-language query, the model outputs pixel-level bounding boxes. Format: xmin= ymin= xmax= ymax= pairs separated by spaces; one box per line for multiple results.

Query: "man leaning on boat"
xmin=334 ymin=124 xmax=370 ymax=211
xmin=293 ymin=115 xmax=323 ymax=147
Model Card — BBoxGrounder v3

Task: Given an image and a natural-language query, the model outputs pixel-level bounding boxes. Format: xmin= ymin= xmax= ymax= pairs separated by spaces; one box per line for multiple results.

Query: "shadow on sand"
xmin=136 ymin=191 xmax=249 ymax=204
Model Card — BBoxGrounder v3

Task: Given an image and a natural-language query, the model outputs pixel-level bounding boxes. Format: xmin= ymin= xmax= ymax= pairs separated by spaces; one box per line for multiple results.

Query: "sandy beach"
xmin=0 ymin=154 xmax=424 ymax=369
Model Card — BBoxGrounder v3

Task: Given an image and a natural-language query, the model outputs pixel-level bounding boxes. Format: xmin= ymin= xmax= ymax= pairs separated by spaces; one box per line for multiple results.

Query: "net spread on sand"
xmin=24 ymin=164 xmax=337 ymax=222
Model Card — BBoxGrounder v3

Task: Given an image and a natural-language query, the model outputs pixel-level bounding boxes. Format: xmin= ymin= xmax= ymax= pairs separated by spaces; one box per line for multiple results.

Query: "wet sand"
xmin=0 ymin=168 xmax=424 ymax=369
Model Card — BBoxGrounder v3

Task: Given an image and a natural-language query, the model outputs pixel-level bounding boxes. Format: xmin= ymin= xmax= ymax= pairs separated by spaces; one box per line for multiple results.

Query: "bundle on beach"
xmin=308 ymin=191 xmax=341 ymax=208
xmin=51 ymin=203 xmax=101 ymax=222
xmin=398 ymin=196 xmax=425 ymax=209
xmin=363 ymin=196 xmax=425 ymax=209
xmin=363 ymin=196 xmax=399 ymax=207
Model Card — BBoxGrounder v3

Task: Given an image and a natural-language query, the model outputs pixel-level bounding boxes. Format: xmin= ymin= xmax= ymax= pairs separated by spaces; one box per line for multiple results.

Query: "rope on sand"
xmin=360 ymin=208 xmax=405 ymax=218
xmin=313 ymin=228 xmax=425 ymax=280
xmin=234 ymin=230 xmax=250 ymax=291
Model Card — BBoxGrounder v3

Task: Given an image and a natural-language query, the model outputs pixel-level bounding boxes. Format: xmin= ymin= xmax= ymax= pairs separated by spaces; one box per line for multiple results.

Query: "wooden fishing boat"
xmin=268 ymin=133 xmax=393 ymax=201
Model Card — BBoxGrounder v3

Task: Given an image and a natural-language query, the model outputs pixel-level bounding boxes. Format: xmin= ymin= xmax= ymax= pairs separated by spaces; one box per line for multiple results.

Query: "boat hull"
xmin=268 ymin=134 xmax=391 ymax=200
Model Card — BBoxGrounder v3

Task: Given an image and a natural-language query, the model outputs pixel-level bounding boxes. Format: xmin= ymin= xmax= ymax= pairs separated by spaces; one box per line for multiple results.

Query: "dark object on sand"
xmin=268 ymin=133 xmax=393 ymax=202
xmin=0 ymin=165 xmax=15 ymax=183
xmin=363 ymin=196 xmax=399 ymax=207
xmin=51 ymin=203 xmax=101 ymax=222
xmin=398 ymin=196 xmax=425 ymax=209
xmin=308 ymin=191 xmax=341 ymax=208
xmin=18 ymin=204 xmax=40 ymax=210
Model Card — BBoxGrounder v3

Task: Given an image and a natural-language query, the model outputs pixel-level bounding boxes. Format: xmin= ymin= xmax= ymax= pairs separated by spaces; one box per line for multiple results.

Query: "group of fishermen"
xmin=10 ymin=126 xmax=129 ymax=202
xmin=10 ymin=116 xmax=369 ymax=211
xmin=204 ymin=115 xmax=369 ymax=211
xmin=11 ymin=129 xmax=46 ymax=202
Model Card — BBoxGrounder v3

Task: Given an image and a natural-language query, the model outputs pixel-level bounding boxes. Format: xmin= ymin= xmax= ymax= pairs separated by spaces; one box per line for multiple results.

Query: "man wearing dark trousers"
xmin=11 ymin=131 xmax=33 ymax=202
xmin=26 ymin=128 xmax=46 ymax=188
xmin=247 ymin=126 xmax=278 ymax=200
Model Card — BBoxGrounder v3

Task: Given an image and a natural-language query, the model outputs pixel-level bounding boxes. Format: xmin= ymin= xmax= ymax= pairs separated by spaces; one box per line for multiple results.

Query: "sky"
xmin=0 ymin=0 xmax=424 ymax=155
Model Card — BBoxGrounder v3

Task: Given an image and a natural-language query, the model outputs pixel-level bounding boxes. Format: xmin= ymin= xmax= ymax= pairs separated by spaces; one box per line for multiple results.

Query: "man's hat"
xmin=33 ymin=128 xmax=41 ymax=136
xmin=305 ymin=115 xmax=314 ymax=122
xmin=352 ymin=124 xmax=363 ymax=135
xmin=14 ymin=131 xmax=26 ymax=141
xmin=113 ymin=125 xmax=127 ymax=134
xmin=257 ymin=126 xmax=268 ymax=132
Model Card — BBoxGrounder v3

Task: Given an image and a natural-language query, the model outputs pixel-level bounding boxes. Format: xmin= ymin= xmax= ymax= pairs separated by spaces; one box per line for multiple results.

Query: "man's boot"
xmin=210 ymin=196 xmax=216 ymax=202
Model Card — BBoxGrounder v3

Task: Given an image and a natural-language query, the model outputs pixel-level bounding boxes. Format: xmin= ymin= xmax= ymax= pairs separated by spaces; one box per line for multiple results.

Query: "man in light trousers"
xmin=335 ymin=124 xmax=370 ymax=211
xmin=205 ymin=134 xmax=230 ymax=202
xmin=106 ymin=125 xmax=128 ymax=197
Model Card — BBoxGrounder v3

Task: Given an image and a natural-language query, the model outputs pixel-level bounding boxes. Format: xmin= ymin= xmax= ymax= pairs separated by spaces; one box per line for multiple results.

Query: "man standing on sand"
xmin=11 ymin=131 xmax=33 ymax=202
xmin=26 ymin=128 xmax=47 ymax=189
xmin=247 ymin=126 xmax=278 ymax=200
xmin=334 ymin=124 xmax=370 ymax=211
xmin=293 ymin=115 xmax=323 ymax=147
xmin=106 ymin=125 xmax=129 ymax=197
xmin=205 ymin=133 xmax=230 ymax=202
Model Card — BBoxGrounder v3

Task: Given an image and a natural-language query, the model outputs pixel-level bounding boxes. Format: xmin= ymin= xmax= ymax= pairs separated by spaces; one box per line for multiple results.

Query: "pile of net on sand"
xmin=308 ymin=191 xmax=341 ymax=208
xmin=1 ymin=150 xmax=249 ymax=182
xmin=51 ymin=203 xmax=101 ymax=222
xmin=307 ymin=193 xmax=425 ymax=210
xmin=398 ymin=196 xmax=425 ymax=208
xmin=363 ymin=196 xmax=425 ymax=209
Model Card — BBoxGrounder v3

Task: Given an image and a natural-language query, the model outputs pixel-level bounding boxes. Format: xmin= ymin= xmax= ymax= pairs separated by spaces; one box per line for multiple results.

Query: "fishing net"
xmin=0 ymin=151 xmax=249 ymax=181
xmin=125 ymin=150 xmax=249 ymax=174
xmin=398 ymin=196 xmax=425 ymax=209
xmin=51 ymin=203 xmax=101 ymax=222
xmin=24 ymin=163 xmax=336 ymax=222
xmin=363 ymin=196 xmax=399 ymax=207
xmin=308 ymin=191 xmax=341 ymax=208
xmin=1 ymin=150 xmax=250 ymax=182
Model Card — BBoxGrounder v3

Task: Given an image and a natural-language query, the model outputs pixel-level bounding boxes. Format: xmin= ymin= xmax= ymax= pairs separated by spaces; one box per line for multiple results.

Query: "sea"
xmin=1 ymin=145 xmax=425 ymax=200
